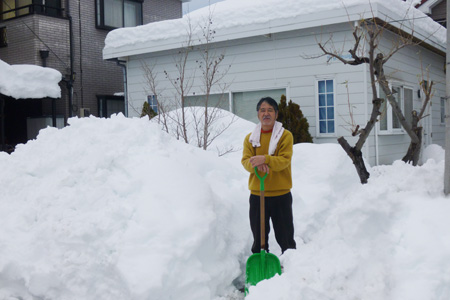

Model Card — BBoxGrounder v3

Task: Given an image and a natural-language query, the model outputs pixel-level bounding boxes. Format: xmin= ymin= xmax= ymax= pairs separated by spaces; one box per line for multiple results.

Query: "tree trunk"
xmin=338 ymin=136 xmax=370 ymax=184
xmin=402 ymin=127 xmax=422 ymax=166
xmin=375 ymin=54 xmax=419 ymax=144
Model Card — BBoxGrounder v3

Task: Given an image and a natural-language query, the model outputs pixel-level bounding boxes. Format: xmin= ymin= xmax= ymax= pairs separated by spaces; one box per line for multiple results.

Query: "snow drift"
xmin=0 ymin=112 xmax=449 ymax=300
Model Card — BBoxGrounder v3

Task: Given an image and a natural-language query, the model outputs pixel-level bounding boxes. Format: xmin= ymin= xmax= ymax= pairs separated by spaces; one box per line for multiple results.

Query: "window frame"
xmin=0 ymin=27 xmax=7 ymax=47
xmin=441 ymin=97 xmax=446 ymax=125
xmin=231 ymin=87 xmax=287 ymax=124
xmin=98 ymin=95 xmax=125 ymax=118
xmin=147 ymin=95 xmax=158 ymax=114
xmin=315 ymin=78 xmax=336 ymax=137
xmin=184 ymin=92 xmax=230 ymax=111
xmin=0 ymin=0 xmax=62 ymax=20
xmin=182 ymin=87 xmax=289 ymax=124
xmin=95 ymin=0 xmax=143 ymax=30
xmin=378 ymin=83 xmax=414 ymax=135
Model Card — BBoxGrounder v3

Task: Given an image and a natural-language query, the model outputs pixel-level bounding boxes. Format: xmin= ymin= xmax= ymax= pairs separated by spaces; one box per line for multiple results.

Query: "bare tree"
xmin=163 ymin=18 xmax=196 ymax=144
xmin=402 ymin=66 xmax=434 ymax=165
xmin=315 ymin=8 xmax=434 ymax=183
xmin=141 ymin=62 xmax=170 ymax=133
xmin=141 ymin=9 xmax=235 ymax=153
xmin=192 ymin=7 xmax=233 ymax=150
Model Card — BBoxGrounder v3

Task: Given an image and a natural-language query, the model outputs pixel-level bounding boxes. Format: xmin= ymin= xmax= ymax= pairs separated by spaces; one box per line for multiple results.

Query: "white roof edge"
xmin=376 ymin=2 xmax=445 ymax=53
xmin=103 ymin=2 xmax=445 ymax=60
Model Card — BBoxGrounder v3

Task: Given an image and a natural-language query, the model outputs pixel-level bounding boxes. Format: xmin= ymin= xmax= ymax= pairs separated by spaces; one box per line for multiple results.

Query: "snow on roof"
xmin=0 ymin=59 xmax=62 ymax=100
xmin=103 ymin=0 xmax=446 ymax=60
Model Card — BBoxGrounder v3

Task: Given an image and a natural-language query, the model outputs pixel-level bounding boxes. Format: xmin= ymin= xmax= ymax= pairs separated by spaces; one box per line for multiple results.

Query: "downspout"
xmin=363 ymin=54 xmax=370 ymax=165
xmin=40 ymin=50 xmax=56 ymax=127
xmin=1 ymin=95 xmax=4 ymax=151
xmin=116 ymin=59 xmax=128 ymax=117
xmin=360 ymin=22 xmax=379 ymax=166
xmin=78 ymin=0 xmax=84 ymax=108
xmin=66 ymin=0 xmax=74 ymax=117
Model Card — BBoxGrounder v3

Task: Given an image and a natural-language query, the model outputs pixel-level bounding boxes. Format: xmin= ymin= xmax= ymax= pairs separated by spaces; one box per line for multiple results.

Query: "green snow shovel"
xmin=244 ymin=167 xmax=282 ymax=295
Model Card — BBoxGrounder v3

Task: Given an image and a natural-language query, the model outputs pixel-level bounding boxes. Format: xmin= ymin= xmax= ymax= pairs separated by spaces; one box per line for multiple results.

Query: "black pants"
xmin=249 ymin=192 xmax=296 ymax=254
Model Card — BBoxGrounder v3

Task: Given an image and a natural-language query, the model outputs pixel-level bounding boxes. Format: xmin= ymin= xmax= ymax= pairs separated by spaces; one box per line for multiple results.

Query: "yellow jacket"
xmin=241 ymin=129 xmax=293 ymax=196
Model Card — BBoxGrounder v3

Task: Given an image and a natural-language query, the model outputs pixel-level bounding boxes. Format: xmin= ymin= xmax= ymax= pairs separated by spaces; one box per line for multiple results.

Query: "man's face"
xmin=258 ymin=102 xmax=278 ymax=129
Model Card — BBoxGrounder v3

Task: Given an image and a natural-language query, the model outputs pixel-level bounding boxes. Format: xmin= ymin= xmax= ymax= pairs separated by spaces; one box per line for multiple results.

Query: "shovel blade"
xmin=245 ymin=250 xmax=281 ymax=294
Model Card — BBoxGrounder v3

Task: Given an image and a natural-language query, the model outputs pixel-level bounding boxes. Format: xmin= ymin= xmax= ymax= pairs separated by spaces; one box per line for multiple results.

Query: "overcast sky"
xmin=182 ymin=0 xmax=225 ymax=14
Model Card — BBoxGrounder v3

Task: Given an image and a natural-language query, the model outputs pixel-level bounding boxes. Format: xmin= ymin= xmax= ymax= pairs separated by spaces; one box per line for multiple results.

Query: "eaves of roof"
xmin=103 ymin=2 xmax=446 ymax=60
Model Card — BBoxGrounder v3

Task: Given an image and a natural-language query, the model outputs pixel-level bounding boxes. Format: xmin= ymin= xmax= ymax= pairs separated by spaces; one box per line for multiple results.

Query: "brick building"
xmin=0 ymin=0 xmax=185 ymax=149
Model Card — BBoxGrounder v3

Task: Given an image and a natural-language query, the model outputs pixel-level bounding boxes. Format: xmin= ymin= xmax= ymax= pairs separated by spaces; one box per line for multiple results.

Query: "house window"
xmin=0 ymin=0 xmax=62 ymax=20
xmin=147 ymin=95 xmax=158 ymax=113
xmin=317 ymin=79 xmax=335 ymax=135
xmin=35 ymin=0 xmax=62 ymax=17
xmin=185 ymin=93 xmax=229 ymax=111
xmin=96 ymin=0 xmax=143 ymax=30
xmin=232 ymin=88 xmax=286 ymax=123
xmin=1 ymin=0 xmax=32 ymax=20
xmin=379 ymin=85 xmax=413 ymax=133
xmin=98 ymin=95 xmax=125 ymax=118
xmin=441 ymin=97 xmax=446 ymax=124
xmin=0 ymin=27 xmax=7 ymax=47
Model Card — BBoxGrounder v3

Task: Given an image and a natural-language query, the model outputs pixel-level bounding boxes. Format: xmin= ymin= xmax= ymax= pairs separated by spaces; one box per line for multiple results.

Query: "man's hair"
xmin=256 ymin=97 xmax=279 ymax=113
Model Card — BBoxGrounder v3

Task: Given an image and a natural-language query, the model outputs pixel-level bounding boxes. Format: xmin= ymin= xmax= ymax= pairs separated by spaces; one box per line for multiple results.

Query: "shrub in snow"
xmin=277 ymin=94 xmax=313 ymax=144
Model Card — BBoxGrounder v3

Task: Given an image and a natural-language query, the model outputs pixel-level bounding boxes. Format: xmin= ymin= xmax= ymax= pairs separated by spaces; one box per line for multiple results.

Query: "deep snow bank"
xmin=0 ymin=114 xmax=251 ymax=300
xmin=1 ymin=112 xmax=449 ymax=300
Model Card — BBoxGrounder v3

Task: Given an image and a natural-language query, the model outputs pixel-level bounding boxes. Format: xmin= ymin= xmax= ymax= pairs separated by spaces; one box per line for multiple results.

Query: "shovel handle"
xmin=254 ymin=167 xmax=268 ymax=251
xmin=254 ymin=167 xmax=268 ymax=191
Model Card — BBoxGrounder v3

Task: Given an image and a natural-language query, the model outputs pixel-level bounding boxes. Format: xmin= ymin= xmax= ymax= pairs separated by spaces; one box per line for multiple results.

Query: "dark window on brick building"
xmin=98 ymin=95 xmax=125 ymax=118
xmin=96 ymin=0 xmax=143 ymax=30
xmin=34 ymin=0 xmax=62 ymax=17
xmin=0 ymin=27 xmax=7 ymax=47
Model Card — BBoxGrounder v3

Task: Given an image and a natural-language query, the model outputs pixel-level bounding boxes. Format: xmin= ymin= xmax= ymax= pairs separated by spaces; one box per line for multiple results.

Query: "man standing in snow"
xmin=241 ymin=97 xmax=296 ymax=254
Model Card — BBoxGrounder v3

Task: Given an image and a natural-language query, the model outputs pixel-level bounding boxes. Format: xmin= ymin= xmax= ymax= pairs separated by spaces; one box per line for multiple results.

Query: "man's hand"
xmin=249 ymin=155 xmax=269 ymax=174
xmin=257 ymin=164 xmax=270 ymax=174
xmin=249 ymin=155 xmax=266 ymax=167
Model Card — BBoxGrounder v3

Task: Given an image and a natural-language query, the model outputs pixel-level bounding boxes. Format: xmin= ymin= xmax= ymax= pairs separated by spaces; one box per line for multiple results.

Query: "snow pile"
xmin=104 ymin=0 xmax=446 ymax=52
xmin=422 ymin=143 xmax=445 ymax=164
xmin=0 ymin=59 xmax=62 ymax=99
xmin=0 ymin=112 xmax=449 ymax=299
xmin=149 ymin=107 xmax=247 ymax=156
xmin=0 ymin=114 xmax=250 ymax=300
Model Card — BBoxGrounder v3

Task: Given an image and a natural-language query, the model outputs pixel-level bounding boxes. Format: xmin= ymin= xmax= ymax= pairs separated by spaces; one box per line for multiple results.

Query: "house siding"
xmin=361 ymin=28 xmax=446 ymax=165
xmin=125 ymin=17 xmax=445 ymax=166
xmin=126 ymin=23 xmax=369 ymax=154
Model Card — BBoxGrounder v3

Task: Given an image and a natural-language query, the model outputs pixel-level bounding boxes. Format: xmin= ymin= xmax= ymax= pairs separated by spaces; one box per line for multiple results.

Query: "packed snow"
xmin=0 ymin=110 xmax=449 ymax=299
xmin=104 ymin=0 xmax=446 ymax=53
xmin=0 ymin=59 xmax=61 ymax=99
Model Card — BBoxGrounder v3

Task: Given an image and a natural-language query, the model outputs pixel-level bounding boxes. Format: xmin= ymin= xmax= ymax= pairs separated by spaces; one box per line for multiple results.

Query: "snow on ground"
xmin=0 ymin=111 xmax=449 ymax=299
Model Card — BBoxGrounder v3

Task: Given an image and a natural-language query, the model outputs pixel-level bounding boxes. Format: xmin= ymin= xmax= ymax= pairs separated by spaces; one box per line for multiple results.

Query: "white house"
xmin=103 ymin=0 xmax=446 ymax=166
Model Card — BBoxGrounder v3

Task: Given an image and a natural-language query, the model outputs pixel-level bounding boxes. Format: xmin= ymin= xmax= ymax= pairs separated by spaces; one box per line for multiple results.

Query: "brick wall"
xmin=0 ymin=0 xmax=182 ymax=119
